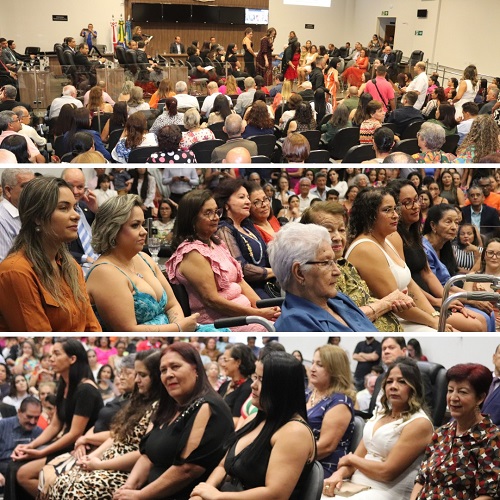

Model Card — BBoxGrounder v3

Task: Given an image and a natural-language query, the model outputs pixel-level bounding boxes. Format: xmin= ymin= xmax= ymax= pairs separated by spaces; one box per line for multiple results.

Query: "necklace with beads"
xmin=238 ymin=228 xmax=264 ymax=265
xmin=309 ymin=389 xmax=329 ymax=407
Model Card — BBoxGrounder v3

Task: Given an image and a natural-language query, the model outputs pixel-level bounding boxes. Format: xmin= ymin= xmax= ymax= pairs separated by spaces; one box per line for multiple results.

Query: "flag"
xmin=125 ymin=16 xmax=132 ymax=46
xmin=117 ymin=15 xmax=126 ymax=47
xmin=110 ymin=15 xmax=117 ymax=50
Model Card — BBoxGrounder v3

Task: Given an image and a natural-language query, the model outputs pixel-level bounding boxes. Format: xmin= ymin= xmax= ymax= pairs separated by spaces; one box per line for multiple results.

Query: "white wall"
xmin=0 ymin=0 xmax=123 ymax=54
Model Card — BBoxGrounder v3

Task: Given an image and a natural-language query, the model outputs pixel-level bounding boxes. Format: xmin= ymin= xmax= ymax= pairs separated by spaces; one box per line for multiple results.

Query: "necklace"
xmin=309 ymin=388 xmax=328 ymax=407
xmin=239 ymin=229 xmax=264 ymax=265
xmin=110 ymin=257 xmax=144 ymax=279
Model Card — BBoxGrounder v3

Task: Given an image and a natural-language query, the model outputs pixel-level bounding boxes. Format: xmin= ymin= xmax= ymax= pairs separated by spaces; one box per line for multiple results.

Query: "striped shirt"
xmin=0 ymin=199 xmax=20 ymax=263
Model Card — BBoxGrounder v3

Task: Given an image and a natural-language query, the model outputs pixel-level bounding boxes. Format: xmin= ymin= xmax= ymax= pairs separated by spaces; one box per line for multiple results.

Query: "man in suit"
xmin=483 ymin=344 xmax=500 ymax=425
xmin=169 ymin=36 xmax=185 ymax=54
xmin=62 ymin=37 xmax=77 ymax=53
xmin=6 ymin=41 xmax=28 ymax=63
xmin=461 ymin=185 xmax=500 ymax=238
xmin=385 ymin=91 xmax=424 ymax=135
xmin=61 ymin=168 xmax=99 ymax=269
xmin=0 ymin=39 xmax=17 ymax=72
xmin=0 ymin=45 xmax=18 ymax=90
xmin=74 ymin=43 xmax=105 ymax=88
xmin=382 ymin=45 xmax=397 ymax=81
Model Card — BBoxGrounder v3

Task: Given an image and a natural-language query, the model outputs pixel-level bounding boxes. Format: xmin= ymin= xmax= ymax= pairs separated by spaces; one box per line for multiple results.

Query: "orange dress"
xmin=342 ymin=56 xmax=369 ymax=87
xmin=325 ymin=68 xmax=338 ymax=110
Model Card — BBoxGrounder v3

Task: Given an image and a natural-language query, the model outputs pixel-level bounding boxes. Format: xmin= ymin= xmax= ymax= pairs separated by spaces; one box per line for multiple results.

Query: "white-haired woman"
xmin=267 ymin=223 xmax=378 ymax=332
xmin=179 ymin=108 xmax=215 ymax=151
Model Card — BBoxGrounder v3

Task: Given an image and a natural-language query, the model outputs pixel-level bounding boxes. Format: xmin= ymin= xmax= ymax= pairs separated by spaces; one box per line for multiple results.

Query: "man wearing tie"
xmin=482 ymin=344 xmax=500 ymax=425
xmin=61 ymin=168 xmax=99 ymax=272
xmin=169 ymin=36 xmax=185 ymax=54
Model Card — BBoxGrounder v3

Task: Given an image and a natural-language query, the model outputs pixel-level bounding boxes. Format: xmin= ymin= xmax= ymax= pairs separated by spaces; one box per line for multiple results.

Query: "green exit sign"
xmin=381 ymin=10 xmax=389 ymax=15
xmin=415 ymin=30 xmax=423 ymax=36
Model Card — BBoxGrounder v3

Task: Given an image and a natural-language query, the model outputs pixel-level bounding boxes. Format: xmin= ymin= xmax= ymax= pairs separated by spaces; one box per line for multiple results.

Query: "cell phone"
xmin=84 ymin=187 xmax=89 ymax=196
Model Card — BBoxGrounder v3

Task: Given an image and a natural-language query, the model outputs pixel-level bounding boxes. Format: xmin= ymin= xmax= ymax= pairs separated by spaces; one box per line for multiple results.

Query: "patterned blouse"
xmin=179 ymin=128 xmax=215 ymax=151
xmin=415 ymin=415 xmax=500 ymax=499
xmin=412 ymin=150 xmax=452 ymax=164
xmin=336 ymin=258 xmax=403 ymax=332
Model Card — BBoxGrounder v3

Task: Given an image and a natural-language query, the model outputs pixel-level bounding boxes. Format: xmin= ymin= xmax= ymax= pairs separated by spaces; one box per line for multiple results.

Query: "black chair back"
xmin=342 ymin=144 xmax=376 ymax=163
xmin=107 ymin=128 xmax=124 ymax=152
xmin=247 ymin=134 xmax=277 ymax=158
xmin=251 ymin=155 xmax=271 ymax=163
xmin=392 ymin=138 xmax=420 ymax=155
xmin=124 ymin=49 xmax=139 ymax=75
xmin=381 ymin=122 xmax=398 ymax=133
xmin=91 ymin=113 xmax=113 ymax=132
xmin=328 ymin=127 xmax=360 ymax=160
xmin=401 ymin=120 xmax=424 ymax=140
xmin=339 ymin=46 xmax=348 ymax=59
xmin=299 ymin=130 xmax=321 ymax=150
xmin=115 ymin=46 xmax=127 ymax=65
xmin=190 ymin=139 xmax=225 ymax=163
xmin=306 ymin=149 xmax=331 ymax=163
xmin=54 ymin=44 xmax=65 ymax=67
xmin=409 ymin=50 xmax=424 ymax=68
xmin=417 ymin=361 xmax=447 ymax=427
xmin=127 ymin=146 xmax=160 ymax=163
xmin=442 ymin=134 xmax=460 ymax=155
xmin=317 ymin=113 xmax=332 ymax=131
xmin=25 ymin=47 xmax=40 ymax=56
xmin=208 ymin=122 xmax=229 ymax=141
xmin=296 ymin=461 xmax=324 ymax=500
xmin=368 ymin=49 xmax=379 ymax=63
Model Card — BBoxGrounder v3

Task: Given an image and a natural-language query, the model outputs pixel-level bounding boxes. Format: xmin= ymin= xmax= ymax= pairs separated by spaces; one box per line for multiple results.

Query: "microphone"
xmin=142 ymin=33 xmax=151 ymax=38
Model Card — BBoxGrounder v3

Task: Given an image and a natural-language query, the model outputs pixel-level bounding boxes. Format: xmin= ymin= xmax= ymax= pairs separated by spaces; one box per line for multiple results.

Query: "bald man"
xmin=223 ymin=147 xmax=252 ymax=164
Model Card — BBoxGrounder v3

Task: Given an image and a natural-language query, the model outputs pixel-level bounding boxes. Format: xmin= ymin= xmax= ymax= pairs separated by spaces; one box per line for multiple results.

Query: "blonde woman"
xmin=86 ymin=86 xmax=113 ymax=115
xmin=148 ymin=78 xmax=175 ymax=109
xmin=271 ymin=79 xmax=292 ymax=112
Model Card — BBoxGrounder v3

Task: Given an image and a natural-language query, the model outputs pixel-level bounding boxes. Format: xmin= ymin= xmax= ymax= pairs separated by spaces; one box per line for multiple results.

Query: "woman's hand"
xmin=12 ymin=447 xmax=43 ymax=461
xmin=190 ymin=482 xmax=220 ymax=500
xmin=257 ymin=306 xmax=281 ymax=321
xmin=73 ymin=443 xmax=87 ymax=460
xmin=468 ymin=300 xmax=494 ymax=314
xmin=78 ymin=455 xmax=102 ymax=471
xmin=113 ymin=489 xmax=141 ymax=500
xmin=338 ymin=453 xmax=356 ymax=468
xmin=323 ymin=471 xmax=344 ymax=497
xmin=179 ymin=313 xmax=200 ymax=332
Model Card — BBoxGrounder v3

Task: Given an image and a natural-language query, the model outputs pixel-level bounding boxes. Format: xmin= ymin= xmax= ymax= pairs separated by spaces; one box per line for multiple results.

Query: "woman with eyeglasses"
xmin=166 ymin=190 xmax=281 ymax=332
xmin=214 ymin=178 xmax=277 ymax=299
xmin=345 ymin=187 xmax=454 ymax=332
xmin=246 ymin=182 xmax=281 ymax=244
xmin=268 ymin=222 xmax=377 ymax=332
xmin=388 ymin=180 xmax=487 ymax=332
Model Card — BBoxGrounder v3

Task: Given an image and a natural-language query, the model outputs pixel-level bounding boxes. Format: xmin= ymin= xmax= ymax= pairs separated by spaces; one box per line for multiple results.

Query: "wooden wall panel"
xmin=125 ymin=0 xmax=270 ymax=56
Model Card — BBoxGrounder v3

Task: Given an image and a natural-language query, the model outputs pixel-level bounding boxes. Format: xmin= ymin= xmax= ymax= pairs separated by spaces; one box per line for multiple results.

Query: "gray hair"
xmin=92 ymin=194 xmax=143 ymax=254
xmin=268 ymin=223 xmax=331 ymax=291
xmin=418 ymin=121 xmax=446 ymax=151
xmin=0 ymin=110 xmax=16 ymax=131
xmin=224 ymin=113 xmax=243 ymax=137
xmin=119 ymin=354 xmax=136 ymax=370
xmin=298 ymin=177 xmax=311 ymax=186
xmin=128 ymin=86 xmax=144 ymax=107
xmin=12 ymin=106 xmax=28 ymax=120
xmin=2 ymin=85 xmax=17 ymax=99
xmin=62 ymin=85 xmax=77 ymax=96
xmin=175 ymin=80 xmax=188 ymax=93
xmin=244 ymin=77 xmax=256 ymax=89
xmin=1 ymin=167 xmax=34 ymax=190
xmin=352 ymin=173 xmax=369 ymax=187
xmin=183 ymin=108 xmax=201 ymax=130
xmin=383 ymin=152 xmax=416 ymax=164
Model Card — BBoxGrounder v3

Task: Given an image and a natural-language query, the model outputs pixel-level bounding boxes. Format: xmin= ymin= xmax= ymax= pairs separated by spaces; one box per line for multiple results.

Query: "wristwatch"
xmin=431 ymin=311 xmax=440 ymax=317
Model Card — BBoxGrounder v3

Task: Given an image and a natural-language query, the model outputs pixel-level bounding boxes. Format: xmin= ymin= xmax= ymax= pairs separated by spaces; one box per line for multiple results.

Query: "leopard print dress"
xmin=49 ymin=401 xmax=158 ymax=500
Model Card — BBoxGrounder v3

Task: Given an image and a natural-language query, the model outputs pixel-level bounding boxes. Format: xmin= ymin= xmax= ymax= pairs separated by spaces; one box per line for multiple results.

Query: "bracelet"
xmin=173 ymin=322 xmax=182 ymax=332
xmin=367 ymin=304 xmax=377 ymax=318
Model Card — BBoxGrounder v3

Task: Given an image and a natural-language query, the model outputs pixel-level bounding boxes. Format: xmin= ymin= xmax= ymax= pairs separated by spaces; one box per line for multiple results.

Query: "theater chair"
xmin=416 ymin=361 xmax=448 ymax=427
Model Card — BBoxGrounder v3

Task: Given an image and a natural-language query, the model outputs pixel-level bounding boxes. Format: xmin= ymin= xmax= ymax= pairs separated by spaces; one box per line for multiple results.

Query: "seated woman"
xmin=3 ymin=374 xmax=29 ymax=410
xmin=0 ymin=176 xmax=100 ymax=332
xmin=191 ymin=352 xmax=315 ymax=500
xmin=148 ymin=78 xmax=175 ymax=109
xmin=224 ymin=45 xmax=246 ymax=82
xmin=207 ymin=94 xmax=233 ymax=126
xmin=153 ymin=198 xmax=177 ymax=244
xmin=342 ymin=48 xmax=369 ymax=87
xmin=281 ymin=133 xmax=310 ymax=164
xmin=218 ymin=74 xmax=242 ymax=96
xmin=362 ymin=127 xmax=395 ymax=164
xmin=187 ymin=45 xmax=210 ymax=80
xmin=149 ymin=97 xmax=184 ymax=134
xmin=324 ymin=357 xmax=434 ymax=500
xmin=388 ymin=179 xmax=487 ymax=332
xmin=147 ymin=125 xmax=196 ymax=164
xmin=218 ymin=343 xmax=256 ymax=426
xmin=422 ymin=204 xmax=494 ymax=331
xmin=247 ymin=182 xmax=281 ymax=244
xmin=307 ymin=345 xmax=354 ymax=478
xmin=345 ymin=187 xmax=453 ymax=332
xmin=111 ymin=112 xmax=158 ymax=163
xmin=359 ymin=100 xmax=385 ymax=144
xmin=94 ymin=174 xmax=118 ymax=207
xmin=454 ymin=115 xmax=500 ymax=163
xmin=86 ymin=86 xmax=113 ymax=115
xmin=411 ymin=363 xmax=500 ymax=500
xmin=12 ymin=340 xmax=103 ymax=498
xmin=86 ymin=194 xmax=202 ymax=332
xmin=126 ymin=86 xmax=150 ymax=116
xmin=300 ymin=201 xmax=414 ymax=332
xmin=437 ymin=168 xmax=465 ymax=207
xmin=242 ymin=100 xmax=274 ymax=138
xmin=268 ymin=223 xmax=378 ymax=332
xmin=113 ymin=343 xmax=235 ymax=500
xmin=427 ymin=103 xmax=458 ymax=136
xmin=165 ymin=190 xmax=280 ymax=331
xmin=412 ymin=122 xmax=453 ymax=164
xmin=179 ymin=108 xmax=215 ymax=151
xmin=286 ymin=102 xmax=317 ymax=135
xmin=44 ymin=350 xmax=162 ymax=500
xmin=214 ymin=178 xmax=276 ymax=298
xmin=277 ymin=194 xmax=302 ymax=222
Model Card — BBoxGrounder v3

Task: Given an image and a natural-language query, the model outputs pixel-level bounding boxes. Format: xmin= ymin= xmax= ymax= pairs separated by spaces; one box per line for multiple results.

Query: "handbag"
xmin=264 ymin=280 xmax=282 ymax=299
xmin=333 ymin=481 xmax=371 ymax=497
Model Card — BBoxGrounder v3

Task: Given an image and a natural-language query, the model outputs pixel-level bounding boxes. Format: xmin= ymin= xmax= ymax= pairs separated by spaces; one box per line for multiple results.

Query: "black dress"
xmin=218 ymin=379 xmax=252 ymax=419
xmin=243 ymin=40 xmax=256 ymax=77
xmin=403 ymin=244 xmax=432 ymax=294
xmin=139 ymin=393 xmax=234 ymax=500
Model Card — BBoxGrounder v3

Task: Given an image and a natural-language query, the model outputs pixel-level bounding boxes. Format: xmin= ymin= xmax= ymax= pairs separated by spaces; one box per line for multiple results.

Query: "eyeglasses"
xmin=220 ymin=357 xmax=234 ymax=363
xmin=305 ymin=259 xmax=337 ymax=270
xmin=380 ymin=206 xmax=401 ymax=215
xmin=252 ymin=197 xmax=271 ymax=208
xmin=485 ymin=250 xmax=500 ymax=259
xmin=401 ymin=198 xmax=420 ymax=210
xmin=201 ymin=208 xmax=223 ymax=220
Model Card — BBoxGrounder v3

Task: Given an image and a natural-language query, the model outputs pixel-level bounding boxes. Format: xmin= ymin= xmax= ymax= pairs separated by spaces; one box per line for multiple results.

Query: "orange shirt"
xmin=0 ymin=251 xmax=101 ymax=332
xmin=464 ymin=192 xmax=500 ymax=212
xmin=149 ymin=91 xmax=176 ymax=109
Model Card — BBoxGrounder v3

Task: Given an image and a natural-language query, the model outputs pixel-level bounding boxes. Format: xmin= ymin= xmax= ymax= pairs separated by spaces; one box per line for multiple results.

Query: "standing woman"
xmin=452 ymin=65 xmax=479 ymax=120
xmin=242 ymin=28 xmax=256 ymax=77
xmin=256 ymin=28 xmax=276 ymax=87
xmin=13 ymin=339 xmax=103 ymax=498
xmin=284 ymin=41 xmax=301 ymax=84
xmin=218 ymin=343 xmax=256 ymax=426
xmin=0 ymin=177 xmax=100 ymax=332
xmin=324 ymin=59 xmax=339 ymax=110
xmin=307 ymin=345 xmax=355 ymax=478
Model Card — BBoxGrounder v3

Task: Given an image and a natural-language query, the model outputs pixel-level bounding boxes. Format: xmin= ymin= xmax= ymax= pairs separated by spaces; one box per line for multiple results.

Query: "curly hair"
xmin=293 ymin=102 xmax=316 ymax=128
xmin=156 ymin=124 xmax=182 ymax=152
xmin=124 ymin=112 xmax=147 ymax=149
xmin=457 ymin=114 xmax=500 ymax=163
xmin=246 ymin=100 xmax=273 ymax=129
xmin=347 ymin=186 xmax=394 ymax=244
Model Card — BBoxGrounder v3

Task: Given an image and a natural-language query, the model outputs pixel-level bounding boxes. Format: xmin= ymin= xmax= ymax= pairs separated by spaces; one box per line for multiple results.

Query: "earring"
xmin=35 ymin=226 xmax=41 ymax=233
xmin=111 ymin=238 xmax=116 ymax=247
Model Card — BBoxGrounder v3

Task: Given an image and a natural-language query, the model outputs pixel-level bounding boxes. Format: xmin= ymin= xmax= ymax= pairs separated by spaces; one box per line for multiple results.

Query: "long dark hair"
xmin=212 ymin=94 xmax=232 ymax=120
xmin=423 ymin=204 xmax=459 ymax=276
xmin=54 ymin=103 xmax=76 ymax=137
xmin=153 ymin=343 xmax=218 ymax=426
xmin=130 ymin=168 xmax=152 ymax=201
xmin=111 ymin=350 xmax=163 ymax=442
xmin=109 ymin=101 xmax=128 ymax=126
xmin=313 ymin=88 xmax=327 ymax=124
xmin=231 ymin=352 xmax=309 ymax=461
xmin=55 ymin=339 xmax=94 ymax=423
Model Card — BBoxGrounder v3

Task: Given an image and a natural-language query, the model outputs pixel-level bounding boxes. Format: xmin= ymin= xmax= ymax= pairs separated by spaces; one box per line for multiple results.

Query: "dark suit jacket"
xmin=309 ymin=67 xmax=325 ymax=91
xmin=169 ymin=43 xmax=185 ymax=54
xmin=73 ymin=52 xmax=92 ymax=71
xmin=383 ymin=52 xmax=397 ymax=71
xmin=461 ymin=204 xmax=500 ymax=236
xmin=0 ymin=402 xmax=16 ymax=418
xmin=483 ymin=385 xmax=500 ymax=425
xmin=68 ymin=200 xmax=95 ymax=264
xmin=386 ymin=106 xmax=424 ymax=135
xmin=0 ymin=99 xmax=33 ymax=113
